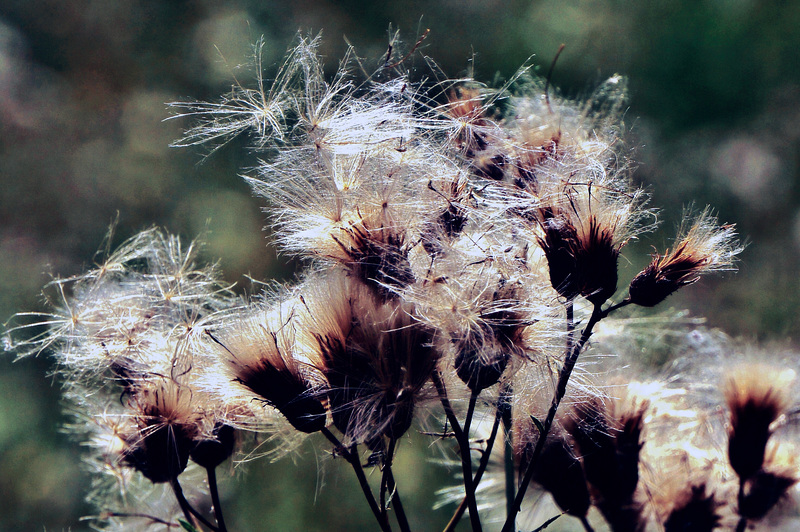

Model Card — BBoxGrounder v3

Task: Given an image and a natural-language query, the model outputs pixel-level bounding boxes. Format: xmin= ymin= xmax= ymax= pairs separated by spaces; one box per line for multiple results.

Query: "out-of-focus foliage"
xmin=1 ymin=1 xmax=798 ymax=529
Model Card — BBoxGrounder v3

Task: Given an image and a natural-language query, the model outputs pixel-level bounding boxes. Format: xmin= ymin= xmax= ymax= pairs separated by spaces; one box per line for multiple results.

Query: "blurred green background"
xmin=1 ymin=0 xmax=799 ymax=530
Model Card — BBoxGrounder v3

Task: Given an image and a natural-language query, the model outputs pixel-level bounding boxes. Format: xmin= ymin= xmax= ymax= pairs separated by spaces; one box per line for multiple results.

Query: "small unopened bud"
xmin=123 ymin=385 xmax=199 ymax=483
xmin=190 ymin=423 xmax=236 ymax=469
xmin=454 ymin=342 xmax=510 ymax=392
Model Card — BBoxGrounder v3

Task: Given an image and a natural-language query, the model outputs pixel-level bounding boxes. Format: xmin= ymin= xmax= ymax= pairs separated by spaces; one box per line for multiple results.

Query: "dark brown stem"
xmin=501 ymin=304 xmax=605 ymax=532
xmin=735 ymin=481 xmax=748 ymax=532
xmin=321 ymin=427 xmax=393 ymax=532
xmin=432 ymin=370 xmax=482 ymax=532
xmin=579 ymin=516 xmax=595 ymax=532
xmin=102 ymin=512 xmax=180 ymax=528
xmin=380 ymin=438 xmax=396 ymax=520
xmin=170 ymin=477 xmax=219 ymax=532
xmin=385 ymin=459 xmax=412 ymax=532
xmin=603 ymin=298 xmax=632 ymax=315
xmin=444 ymin=388 xmax=506 ymax=532
xmin=206 ymin=467 xmax=228 ymax=532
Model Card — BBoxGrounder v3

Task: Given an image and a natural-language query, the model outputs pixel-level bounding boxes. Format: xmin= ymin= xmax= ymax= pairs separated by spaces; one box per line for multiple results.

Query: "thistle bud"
xmin=190 ymin=423 xmax=236 ymax=470
xmin=663 ymin=484 xmax=722 ymax=532
xmin=123 ymin=383 xmax=199 ymax=483
xmin=724 ymin=365 xmax=792 ymax=481
xmin=454 ymin=340 xmax=510 ymax=392
xmin=629 ymin=209 xmax=740 ymax=307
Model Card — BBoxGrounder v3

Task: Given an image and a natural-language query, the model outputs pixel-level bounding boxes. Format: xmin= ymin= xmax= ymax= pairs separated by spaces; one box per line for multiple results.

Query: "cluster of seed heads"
xmin=9 ymin=33 xmax=793 ymax=532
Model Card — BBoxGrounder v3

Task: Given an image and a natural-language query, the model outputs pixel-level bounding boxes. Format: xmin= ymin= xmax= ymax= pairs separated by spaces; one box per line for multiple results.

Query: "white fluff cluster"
xmin=6 ymin=33 xmax=750 ymax=531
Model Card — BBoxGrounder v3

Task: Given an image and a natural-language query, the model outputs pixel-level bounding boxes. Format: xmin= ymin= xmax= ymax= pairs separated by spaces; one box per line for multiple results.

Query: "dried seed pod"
xmin=663 ymin=484 xmax=722 ymax=532
xmin=213 ymin=302 xmax=327 ymax=434
xmin=122 ymin=383 xmax=200 ymax=483
xmin=724 ymin=365 xmax=792 ymax=481
xmin=190 ymin=423 xmax=236 ymax=470
xmin=529 ymin=431 xmax=591 ymax=519
xmin=629 ymin=209 xmax=740 ymax=307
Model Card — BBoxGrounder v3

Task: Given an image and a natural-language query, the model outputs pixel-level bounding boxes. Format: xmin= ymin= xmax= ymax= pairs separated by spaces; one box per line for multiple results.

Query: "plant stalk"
xmin=432 ymin=370 xmax=482 ymax=532
xmin=321 ymin=427 xmax=393 ymax=532
xmin=170 ymin=477 xmax=219 ymax=532
xmin=500 ymin=303 xmax=604 ymax=532
xmin=206 ymin=466 xmax=228 ymax=532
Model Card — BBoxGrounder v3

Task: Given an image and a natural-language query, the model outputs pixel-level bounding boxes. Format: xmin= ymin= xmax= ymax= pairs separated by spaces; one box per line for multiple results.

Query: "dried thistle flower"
xmin=121 ymin=381 xmax=200 ymax=484
xmin=526 ymin=430 xmax=591 ymax=520
xmin=299 ymin=271 xmax=438 ymax=447
xmin=629 ymin=208 xmax=741 ymax=307
xmin=209 ymin=300 xmax=328 ymax=434
xmin=724 ymin=364 xmax=793 ymax=481
xmin=663 ymin=484 xmax=722 ymax=532
xmin=566 ymin=393 xmax=649 ymax=532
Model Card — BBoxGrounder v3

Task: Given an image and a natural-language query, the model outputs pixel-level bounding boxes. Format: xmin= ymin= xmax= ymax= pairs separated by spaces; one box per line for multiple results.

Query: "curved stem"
xmin=501 ymin=304 xmax=605 ymax=532
xmin=443 ymin=388 xmax=506 ymax=532
xmin=321 ymin=427 xmax=392 ymax=532
xmin=170 ymin=477 xmax=219 ymax=532
xmin=432 ymin=371 xmax=482 ymax=532
xmin=206 ymin=467 xmax=228 ymax=532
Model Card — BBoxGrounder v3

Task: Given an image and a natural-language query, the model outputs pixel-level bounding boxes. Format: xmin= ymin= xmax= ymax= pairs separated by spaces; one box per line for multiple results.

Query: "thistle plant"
xmin=12 ymin=31 xmax=800 ymax=532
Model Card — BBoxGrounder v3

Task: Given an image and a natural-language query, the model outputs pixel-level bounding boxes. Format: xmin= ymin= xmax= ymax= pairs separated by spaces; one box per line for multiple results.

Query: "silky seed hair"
xmin=629 ymin=207 xmax=742 ymax=307
xmin=5 ymin=31 xmax=757 ymax=530
xmin=208 ymin=297 xmax=328 ymax=434
xmin=294 ymin=269 xmax=439 ymax=447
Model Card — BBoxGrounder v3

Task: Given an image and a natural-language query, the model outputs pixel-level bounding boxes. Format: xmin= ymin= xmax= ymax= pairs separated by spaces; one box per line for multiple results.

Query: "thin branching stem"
xmin=464 ymin=389 xmax=480 ymax=437
xmin=444 ymin=388 xmax=506 ymax=532
xmin=499 ymin=380 xmax=514 ymax=522
xmin=206 ymin=466 xmax=228 ymax=532
xmin=735 ymin=481 xmax=748 ymax=532
xmin=384 ymin=458 xmax=412 ymax=532
xmin=381 ymin=438 xmax=397 ymax=520
xmin=321 ymin=427 xmax=393 ymax=532
xmin=432 ymin=370 xmax=482 ymax=532
xmin=170 ymin=477 xmax=219 ymax=532
xmin=100 ymin=512 xmax=180 ymax=528
xmin=431 ymin=371 xmax=465 ymax=441
xmin=501 ymin=303 xmax=606 ymax=532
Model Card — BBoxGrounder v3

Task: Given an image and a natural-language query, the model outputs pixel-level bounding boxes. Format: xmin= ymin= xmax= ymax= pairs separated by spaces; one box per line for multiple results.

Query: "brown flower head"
xmin=122 ymin=381 xmax=201 ymax=484
xmin=629 ymin=208 xmax=740 ymax=307
xmin=211 ymin=301 xmax=327 ymax=434
xmin=724 ymin=365 xmax=793 ymax=481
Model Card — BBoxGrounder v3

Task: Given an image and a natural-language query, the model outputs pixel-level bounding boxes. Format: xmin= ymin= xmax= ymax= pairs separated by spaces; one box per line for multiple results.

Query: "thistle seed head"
xmin=724 ymin=365 xmax=793 ymax=481
xmin=630 ymin=208 xmax=741 ymax=307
